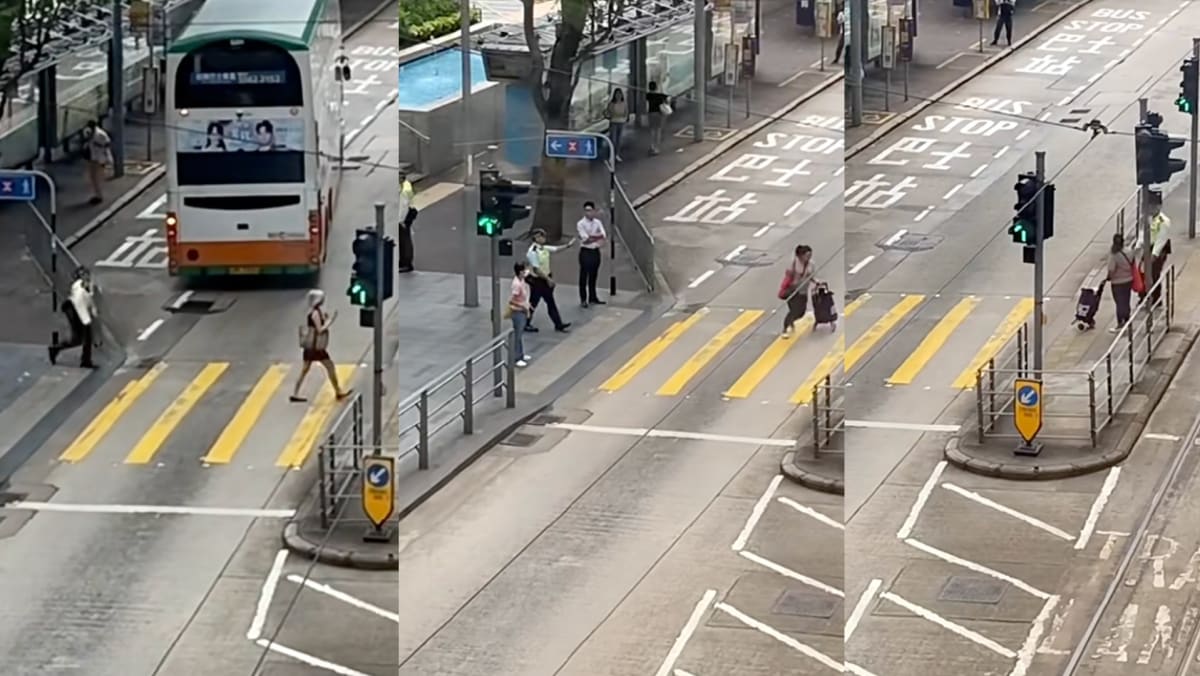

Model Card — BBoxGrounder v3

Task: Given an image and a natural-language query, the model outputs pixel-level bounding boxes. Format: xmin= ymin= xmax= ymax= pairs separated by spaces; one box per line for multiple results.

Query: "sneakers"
xmin=516 ymin=357 xmax=530 ymax=368
xmin=782 ymin=328 xmax=793 ymax=338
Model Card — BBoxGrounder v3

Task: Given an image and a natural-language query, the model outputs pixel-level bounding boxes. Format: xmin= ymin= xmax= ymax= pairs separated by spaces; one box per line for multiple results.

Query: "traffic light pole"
xmin=1033 ymin=152 xmax=1045 ymax=374
xmin=490 ymin=235 xmax=501 ymax=339
xmin=1190 ymin=38 xmax=1199 ymax=240
xmin=1140 ymin=98 xmax=1153 ymax=280
xmin=372 ymin=203 xmax=385 ymax=448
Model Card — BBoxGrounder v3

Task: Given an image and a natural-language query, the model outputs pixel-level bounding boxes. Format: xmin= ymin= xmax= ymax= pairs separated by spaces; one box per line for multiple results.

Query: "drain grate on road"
xmin=500 ymin=431 xmax=542 ymax=448
xmin=880 ymin=232 xmax=942 ymax=252
xmin=720 ymin=249 xmax=774 ymax=267
xmin=773 ymin=588 xmax=837 ymax=618
xmin=939 ymin=575 xmax=1007 ymax=605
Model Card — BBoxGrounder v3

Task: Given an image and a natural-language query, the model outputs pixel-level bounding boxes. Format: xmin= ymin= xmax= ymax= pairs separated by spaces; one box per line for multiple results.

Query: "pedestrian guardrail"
xmin=613 ymin=179 xmax=655 ymax=292
xmin=314 ymin=331 xmax=517 ymax=528
xmin=811 ymin=374 xmax=845 ymax=455
xmin=977 ymin=266 xmax=1175 ymax=447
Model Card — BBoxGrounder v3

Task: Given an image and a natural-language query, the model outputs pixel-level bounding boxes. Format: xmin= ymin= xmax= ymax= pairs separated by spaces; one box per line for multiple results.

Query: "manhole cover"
xmin=529 ymin=413 xmax=565 ymax=426
xmin=173 ymin=299 xmax=215 ymax=314
xmin=939 ymin=575 xmax=1007 ymax=604
xmin=773 ymin=588 xmax=837 ymax=618
xmin=882 ymin=232 xmax=942 ymax=252
xmin=501 ymin=432 xmax=541 ymax=448
xmin=720 ymin=249 xmax=773 ymax=267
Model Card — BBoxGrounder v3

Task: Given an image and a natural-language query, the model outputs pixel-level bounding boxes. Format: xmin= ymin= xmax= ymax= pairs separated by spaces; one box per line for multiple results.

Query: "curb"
xmin=945 ymin=325 xmax=1200 ymax=480
xmin=845 ymin=0 xmax=1097 ymax=158
xmin=780 ymin=451 xmax=844 ymax=495
xmin=280 ymin=404 xmax=548 ymax=570
xmin=631 ymin=73 xmax=844 ymax=209
xmin=64 ymin=165 xmax=165 ymax=249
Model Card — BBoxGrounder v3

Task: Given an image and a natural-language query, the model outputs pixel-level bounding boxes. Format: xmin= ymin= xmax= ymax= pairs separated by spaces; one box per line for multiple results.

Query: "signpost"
xmin=362 ymin=455 xmax=395 ymax=542
xmin=0 ymin=172 xmax=36 ymax=201
xmin=1013 ymin=378 xmax=1043 ymax=456
xmin=544 ymin=129 xmax=619 ymax=296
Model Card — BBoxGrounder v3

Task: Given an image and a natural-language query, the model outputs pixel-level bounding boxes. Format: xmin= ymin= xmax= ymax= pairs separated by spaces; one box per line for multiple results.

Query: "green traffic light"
xmin=1177 ymin=96 xmax=1194 ymax=114
xmin=477 ymin=213 xmax=500 ymax=236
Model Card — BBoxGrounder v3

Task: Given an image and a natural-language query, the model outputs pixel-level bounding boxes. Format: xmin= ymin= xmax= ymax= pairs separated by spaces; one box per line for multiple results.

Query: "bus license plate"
xmin=229 ymin=267 xmax=260 ymax=275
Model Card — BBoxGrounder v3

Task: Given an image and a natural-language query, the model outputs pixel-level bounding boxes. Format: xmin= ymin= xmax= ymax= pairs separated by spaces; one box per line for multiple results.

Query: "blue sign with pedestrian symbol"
xmin=0 ymin=172 xmax=36 ymax=201
xmin=545 ymin=133 xmax=598 ymax=160
xmin=361 ymin=456 xmax=395 ymax=528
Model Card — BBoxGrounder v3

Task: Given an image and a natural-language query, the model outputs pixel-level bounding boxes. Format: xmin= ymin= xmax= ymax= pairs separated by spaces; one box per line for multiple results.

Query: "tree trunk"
xmin=532 ymin=154 xmax=568 ymax=242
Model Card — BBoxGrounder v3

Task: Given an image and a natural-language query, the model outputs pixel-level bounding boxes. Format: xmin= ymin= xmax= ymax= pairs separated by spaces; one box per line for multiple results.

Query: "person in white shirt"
xmin=525 ymin=228 xmax=575 ymax=332
xmin=833 ymin=2 xmax=846 ymax=64
xmin=49 ymin=267 xmax=98 ymax=368
xmin=1149 ymin=193 xmax=1172 ymax=300
xmin=576 ymin=201 xmax=608 ymax=307
xmin=992 ymin=0 xmax=1014 ymax=47
xmin=84 ymin=120 xmax=112 ymax=205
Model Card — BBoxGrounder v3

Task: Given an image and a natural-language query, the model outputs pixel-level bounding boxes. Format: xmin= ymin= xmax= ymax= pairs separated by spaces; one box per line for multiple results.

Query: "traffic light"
xmin=349 ymin=228 xmax=378 ymax=307
xmin=1010 ymin=172 xmax=1039 ymax=245
xmin=477 ymin=211 xmax=501 ymax=236
xmin=494 ymin=177 xmax=532 ymax=231
xmin=1135 ymin=124 xmax=1157 ymax=185
xmin=1136 ymin=122 xmax=1189 ymax=184
xmin=477 ymin=169 xmax=502 ymax=237
xmin=1177 ymin=57 xmax=1198 ymax=115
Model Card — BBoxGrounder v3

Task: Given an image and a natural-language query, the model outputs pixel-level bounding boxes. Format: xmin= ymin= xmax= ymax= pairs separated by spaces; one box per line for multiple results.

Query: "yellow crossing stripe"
xmin=276 ymin=364 xmax=357 ymax=469
xmin=657 ymin=309 xmax=764 ymax=396
xmin=724 ymin=317 xmax=815 ymax=399
xmin=952 ymin=297 xmax=1035 ymax=389
xmin=126 ymin=363 xmax=229 ymax=464
xmin=598 ymin=309 xmax=708 ymax=392
xmin=791 ymin=337 xmax=845 ymax=405
xmin=202 ymin=363 xmax=289 ymax=465
xmin=846 ymin=294 xmax=924 ymax=370
xmin=59 ymin=362 xmax=167 ymax=463
xmin=887 ymin=296 xmax=981 ymax=385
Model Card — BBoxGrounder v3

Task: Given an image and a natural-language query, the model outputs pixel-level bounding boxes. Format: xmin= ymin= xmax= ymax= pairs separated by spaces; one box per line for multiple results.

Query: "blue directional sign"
xmin=545 ymin=133 xmax=599 ymax=160
xmin=367 ymin=463 xmax=390 ymax=488
xmin=0 ymin=172 xmax=36 ymax=201
xmin=1013 ymin=378 xmax=1043 ymax=444
xmin=1017 ymin=385 xmax=1039 ymax=407
xmin=361 ymin=455 xmax=395 ymax=528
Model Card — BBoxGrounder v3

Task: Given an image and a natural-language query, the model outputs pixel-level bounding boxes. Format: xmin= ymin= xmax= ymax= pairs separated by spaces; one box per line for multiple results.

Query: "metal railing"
xmin=811 ymin=374 xmax=845 ymax=456
xmin=977 ymin=266 xmax=1175 ymax=447
xmin=613 ymin=179 xmax=655 ymax=292
xmin=315 ymin=331 xmax=517 ymax=527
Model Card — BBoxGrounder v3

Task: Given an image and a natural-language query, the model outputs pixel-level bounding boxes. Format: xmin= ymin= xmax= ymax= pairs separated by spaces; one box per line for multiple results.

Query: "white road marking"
xmin=845 ymin=579 xmax=882 ymax=640
xmin=1057 ymin=95 xmax=1073 ymax=107
xmin=1132 ymin=37 xmax=1144 ymax=48
xmin=715 ymin=602 xmax=843 ymax=670
xmin=741 ymin=550 xmax=843 ymax=597
xmin=733 ymin=475 xmax=783 ymax=551
xmin=942 ymin=482 xmax=1073 ymax=540
xmin=1016 ymin=129 xmax=1031 ymax=141
xmin=1118 ymin=48 xmax=1131 ymax=58
xmin=1011 ymin=596 xmax=1060 ymax=676
xmin=809 ymin=181 xmax=828 ymax=195
xmin=781 ymin=68 xmax=809 ymax=87
xmin=286 ymin=574 xmax=399 ymax=622
xmin=847 ymin=420 xmax=960 ymax=433
xmin=994 ymin=145 xmax=1010 ymax=159
xmin=137 ymin=194 xmax=167 ymax=219
xmin=246 ymin=549 xmax=288 ymax=640
xmin=942 ymin=183 xmax=964 ymax=200
xmin=136 ymin=318 xmax=164 ymax=342
xmin=884 ymin=229 xmax=908 ymax=246
xmin=936 ymin=52 xmax=968 ymax=70
xmin=724 ymin=244 xmax=747 ymax=261
xmin=752 ymin=222 xmax=775 ymax=238
xmin=373 ymin=98 xmax=389 ymax=112
xmin=778 ymin=497 xmax=844 ymax=530
xmin=846 ymin=663 xmax=880 ymax=676
xmin=882 ymin=591 xmax=1016 ymax=658
xmin=547 ymin=422 xmax=796 ymax=448
xmin=655 ymin=589 xmax=716 ymax=676
xmin=970 ymin=163 xmax=988 ymax=178
xmin=1087 ymin=72 xmax=1102 ymax=83
xmin=345 ymin=127 xmax=362 ymax=143
xmin=906 ymin=538 xmax=1051 ymax=600
xmin=255 ymin=639 xmax=371 ymax=676
xmin=1071 ymin=86 xmax=1085 ymax=96
xmin=913 ymin=206 xmax=934 ymax=222
xmin=1144 ymin=433 xmax=1181 ymax=441
xmin=897 ymin=460 xmax=946 ymax=539
xmin=687 ymin=270 xmax=715 ymax=288
xmin=4 ymin=501 xmax=296 ymax=518
xmin=674 ymin=671 xmax=697 ymax=676
xmin=1039 ymin=112 xmax=1052 ymax=121
xmin=833 ymin=166 xmax=845 ymax=176
xmin=1075 ymin=467 xmax=1120 ymax=550
xmin=784 ymin=200 xmax=803 ymax=216
xmin=848 ymin=255 xmax=875 ymax=274
xmin=413 ymin=181 xmax=465 ymax=210
xmin=171 ymin=290 xmax=194 ymax=310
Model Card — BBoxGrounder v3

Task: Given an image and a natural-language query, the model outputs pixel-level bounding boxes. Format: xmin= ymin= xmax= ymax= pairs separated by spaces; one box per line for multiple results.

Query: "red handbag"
xmin=778 ymin=269 xmax=796 ymax=300
xmin=1126 ymin=253 xmax=1146 ymax=294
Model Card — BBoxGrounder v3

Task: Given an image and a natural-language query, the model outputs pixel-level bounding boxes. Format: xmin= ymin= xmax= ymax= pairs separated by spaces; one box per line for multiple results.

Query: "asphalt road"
xmin=844 ymin=0 xmax=1200 ymax=674
xmin=0 ymin=13 xmax=408 ymax=676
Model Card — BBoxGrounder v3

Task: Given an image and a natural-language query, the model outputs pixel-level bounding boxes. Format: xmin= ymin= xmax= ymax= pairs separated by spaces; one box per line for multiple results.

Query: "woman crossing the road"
xmin=290 ymin=289 xmax=352 ymax=402
xmin=779 ymin=244 xmax=816 ymax=337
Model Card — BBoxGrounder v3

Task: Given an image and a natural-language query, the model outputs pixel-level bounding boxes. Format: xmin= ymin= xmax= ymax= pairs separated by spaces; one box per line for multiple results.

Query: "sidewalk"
xmin=847 ymin=0 xmax=1091 ymax=150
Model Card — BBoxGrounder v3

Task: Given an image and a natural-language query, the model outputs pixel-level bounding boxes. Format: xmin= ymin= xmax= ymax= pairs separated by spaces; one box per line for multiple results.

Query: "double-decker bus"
xmin=164 ymin=0 xmax=342 ymax=276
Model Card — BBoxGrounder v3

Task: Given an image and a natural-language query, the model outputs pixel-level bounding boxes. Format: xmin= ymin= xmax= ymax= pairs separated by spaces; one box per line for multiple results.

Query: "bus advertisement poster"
xmin=177 ymin=118 xmax=304 ymax=153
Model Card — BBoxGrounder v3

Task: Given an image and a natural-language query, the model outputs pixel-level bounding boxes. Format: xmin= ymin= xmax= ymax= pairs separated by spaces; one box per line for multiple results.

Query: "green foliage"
xmin=397 ymin=0 xmax=479 ymax=42
xmin=0 ymin=0 xmax=18 ymax=62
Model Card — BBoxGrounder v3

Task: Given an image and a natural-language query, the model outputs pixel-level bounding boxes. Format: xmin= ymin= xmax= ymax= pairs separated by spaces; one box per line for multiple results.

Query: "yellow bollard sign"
xmin=1013 ymin=379 xmax=1043 ymax=444
xmin=361 ymin=456 xmax=395 ymax=528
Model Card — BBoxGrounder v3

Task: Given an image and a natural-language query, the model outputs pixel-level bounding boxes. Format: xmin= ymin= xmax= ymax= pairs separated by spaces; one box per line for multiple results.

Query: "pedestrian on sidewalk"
xmin=398 ymin=205 xmax=417 ymax=273
xmin=605 ymin=88 xmax=628 ymax=162
xmin=83 ymin=119 xmax=113 ymax=205
xmin=1148 ymin=192 xmax=1172 ymax=300
xmin=780 ymin=245 xmax=815 ymax=338
xmin=525 ymin=228 xmax=574 ymax=333
xmin=49 ymin=267 xmax=98 ymax=368
xmin=833 ymin=2 xmax=846 ymax=64
xmin=991 ymin=0 xmax=1014 ymax=47
xmin=507 ymin=262 xmax=534 ymax=367
xmin=1106 ymin=233 xmax=1137 ymax=333
xmin=646 ymin=81 xmax=670 ymax=156
xmin=290 ymin=290 xmax=352 ymax=402
xmin=576 ymin=201 xmax=608 ymax=308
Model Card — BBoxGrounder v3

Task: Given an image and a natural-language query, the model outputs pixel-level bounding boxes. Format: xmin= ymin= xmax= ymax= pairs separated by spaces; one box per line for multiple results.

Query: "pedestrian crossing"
xmin=598 ymin=294 xmax=1036 ymax=403
xmin=57 ymin=361 xmax=356 ymax=469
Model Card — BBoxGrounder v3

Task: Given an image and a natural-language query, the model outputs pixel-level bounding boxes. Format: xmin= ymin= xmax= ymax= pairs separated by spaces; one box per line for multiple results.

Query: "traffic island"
xmin=946 ymin=325 xmax=1199 ymax=480
xmin=782 ymin=445 xmax=844 ymax=495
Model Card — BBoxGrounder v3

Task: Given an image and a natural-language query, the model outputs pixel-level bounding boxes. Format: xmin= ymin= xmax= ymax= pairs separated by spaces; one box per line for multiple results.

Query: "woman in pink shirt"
xmin=509 ymin=262 xmax=533 ymax=366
